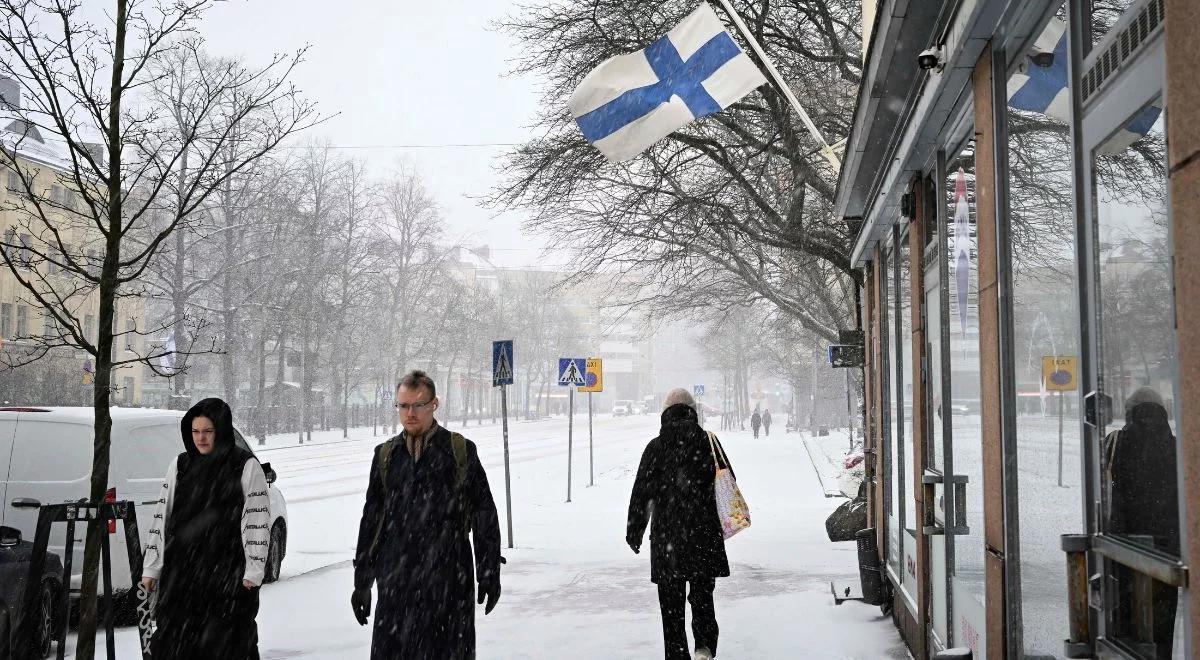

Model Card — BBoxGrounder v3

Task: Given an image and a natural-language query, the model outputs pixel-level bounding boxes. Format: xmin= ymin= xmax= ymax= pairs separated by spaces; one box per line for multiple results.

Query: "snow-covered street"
xmin=67 ymin=414 xmax=905 ymax=659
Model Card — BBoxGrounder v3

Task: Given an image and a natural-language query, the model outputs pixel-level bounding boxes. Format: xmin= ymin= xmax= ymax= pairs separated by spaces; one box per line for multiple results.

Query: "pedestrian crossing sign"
xmin=493 ymin=340 xmax=514 ymax=387
xmin=558 ymin=358 xmax=586 ymax=386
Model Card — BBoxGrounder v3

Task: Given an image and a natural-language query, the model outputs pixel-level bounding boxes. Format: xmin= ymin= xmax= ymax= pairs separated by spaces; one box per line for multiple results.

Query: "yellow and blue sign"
xmin=1041 ymin=355 xmax=1078 ymax=391
xmin=578 ymin=358 xmax=604 ymax=392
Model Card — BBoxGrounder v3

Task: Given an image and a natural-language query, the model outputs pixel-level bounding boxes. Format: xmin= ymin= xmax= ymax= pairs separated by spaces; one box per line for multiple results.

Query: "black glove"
xmin=627 ymin=533 xmax=641 ymax=554
xmin=477 ymin=579 xmax=501 ymax=615
xmin=351 ymin=587 xmax=372 ymax=626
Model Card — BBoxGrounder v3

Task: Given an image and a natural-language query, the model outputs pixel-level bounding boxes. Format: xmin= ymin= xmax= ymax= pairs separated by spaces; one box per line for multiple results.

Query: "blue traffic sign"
xmin=694 ymin=385 xmax=705 ymax=397
xmin=558 ymin=358 xmax=587 ymax=386
xmin=493 ymin=340 xmax=514 ymax=387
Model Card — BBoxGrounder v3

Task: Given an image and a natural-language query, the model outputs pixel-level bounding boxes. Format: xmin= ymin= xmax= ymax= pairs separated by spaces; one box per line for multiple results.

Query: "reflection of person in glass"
xmin=1102 ymin=386 xmax=1178 ymax=655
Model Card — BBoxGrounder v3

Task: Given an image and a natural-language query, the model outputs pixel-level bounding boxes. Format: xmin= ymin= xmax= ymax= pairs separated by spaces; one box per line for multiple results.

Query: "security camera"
xmin=1029 ymin=50 xmax=1055 ymax=68
xmin=917 ymin=47 xmax=943 ymax=72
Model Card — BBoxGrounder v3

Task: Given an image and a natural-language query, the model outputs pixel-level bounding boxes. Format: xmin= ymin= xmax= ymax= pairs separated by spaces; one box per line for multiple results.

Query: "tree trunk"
xmin=444 ymin=357 xmax=457 ymax=429
xmin=275 ymin=329 xmax=287 ymax=434
xmin=76 ymin=5 xmax=127 ymax=655
xmin=256 ymin=326 xmax=268 ymax=444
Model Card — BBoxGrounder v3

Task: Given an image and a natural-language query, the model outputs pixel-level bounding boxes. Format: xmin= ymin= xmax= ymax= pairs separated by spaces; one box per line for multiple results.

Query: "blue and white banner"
xmin=568 ymin=3 xmax=767 ymax=162
xmin=1007 ymin=18 xmax=1071 ymax=121
xmin=952 ymin=168 xmax=971 ymax=337
xmin=1007 ymin=18 xmax=1160 ymax=155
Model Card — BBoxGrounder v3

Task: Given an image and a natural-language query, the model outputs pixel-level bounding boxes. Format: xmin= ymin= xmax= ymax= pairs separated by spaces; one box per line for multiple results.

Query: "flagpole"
xmin=711 ymin=0 xmax=842 ymax=170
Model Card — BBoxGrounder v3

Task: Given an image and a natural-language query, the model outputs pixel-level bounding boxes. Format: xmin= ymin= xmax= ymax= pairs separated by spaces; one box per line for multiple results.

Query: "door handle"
xmin=11 ymin=497 xmax=41 ymax=509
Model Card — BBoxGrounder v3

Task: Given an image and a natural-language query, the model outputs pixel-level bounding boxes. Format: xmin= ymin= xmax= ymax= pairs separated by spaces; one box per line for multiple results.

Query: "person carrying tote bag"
xmin=627 ymin=388 xmax=735 ymax=660
xmin=706 ymin=430 xmax=750 ymax=539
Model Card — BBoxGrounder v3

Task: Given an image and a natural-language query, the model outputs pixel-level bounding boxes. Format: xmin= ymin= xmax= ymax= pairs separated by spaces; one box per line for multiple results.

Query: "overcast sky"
xmin=199 ymin=0 xmax=549 ymax=267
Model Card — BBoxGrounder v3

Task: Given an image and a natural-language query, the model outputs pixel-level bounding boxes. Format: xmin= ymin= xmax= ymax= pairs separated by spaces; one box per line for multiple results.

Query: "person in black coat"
xmin=1102 ymin=386 xmax=1179 ymax=656
xmin=352 ymin=370 xmax=503 ymax=660
xmin=142 ymin=398 xmax=271 ymax=660
xmin=628 ymin=388 xmax=732 ymax=660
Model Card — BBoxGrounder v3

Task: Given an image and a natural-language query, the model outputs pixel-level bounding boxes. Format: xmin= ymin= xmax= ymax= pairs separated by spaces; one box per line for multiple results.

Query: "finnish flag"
xmin=568 ymin=3 xmax=767 ymax=162
xmin=1008 ymin=18 xmax=1159 ymax=154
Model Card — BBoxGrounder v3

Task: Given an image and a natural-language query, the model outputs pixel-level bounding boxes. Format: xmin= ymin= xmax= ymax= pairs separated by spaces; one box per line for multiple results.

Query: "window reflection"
xmin=1086 ymin=0 xmax=1139 ymax=49
xmin=884 ymin=236 xmax=900 ymax=575
xmin=1007 ymin=8 xmax=1086 ymax=657
xmin=945 ymin=147 xmax=986 ymax=655
xmin=1094 ymin=109 xmax=1179 ymax=658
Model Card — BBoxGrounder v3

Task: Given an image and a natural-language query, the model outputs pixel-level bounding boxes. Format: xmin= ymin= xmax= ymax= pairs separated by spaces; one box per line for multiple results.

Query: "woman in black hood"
xmin=1102 ymin=386 xmax=1180 ymax=656
xmin=141 ymin=398 xmax=271 ymax=660
xmin=628 ymin=389 xmax=732 ymax=660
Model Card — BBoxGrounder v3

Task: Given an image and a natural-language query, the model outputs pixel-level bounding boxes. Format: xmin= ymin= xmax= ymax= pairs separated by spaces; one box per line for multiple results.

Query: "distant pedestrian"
xmin=142 ymin=398 xmax=271 ymax=660
xmin=628 ymin=388 xmax=733 ymax=660
xmin=761 ymin=409 xmax=772 ymax=437
xmin=750 ymin=406 xmax=761 ymax=439
xmin=352 ymin=370 xmax=503 ymax=660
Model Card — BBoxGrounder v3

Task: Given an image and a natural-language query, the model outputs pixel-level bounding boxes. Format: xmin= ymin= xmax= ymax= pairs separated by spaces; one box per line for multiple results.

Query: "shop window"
xmin=1006 ymin=8 xmax=1087 ymax=657
xmin=882 ymin=235 xmax=899 ymax=576
xmin=1094 ymin=107 xmax=1179 ymax=658
xmin=897 ymin=226 xmax=917 ymax=600
xmin=945 ymin=144 xmax=986 ymax=652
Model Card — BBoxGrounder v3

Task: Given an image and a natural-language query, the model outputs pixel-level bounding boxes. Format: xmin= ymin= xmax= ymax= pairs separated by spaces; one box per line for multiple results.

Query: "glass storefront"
xmin=945 ymin=144 xmax=986 ymax=654
xmin=1005 ymin=8 xmax=1086 ymax=657
xmin=898 ymin=226 xmax=917 ymax=601
xmin=1092 ymin=108 xmax=1180 ymax=659
xmin=851 ymin=0 xmax=1191 ymax=657
xmin=884 ymin=234 xmax=900 ymax=576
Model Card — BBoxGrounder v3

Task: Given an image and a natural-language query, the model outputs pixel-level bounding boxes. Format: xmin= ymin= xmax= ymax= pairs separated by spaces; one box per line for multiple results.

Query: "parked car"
xmin=0 ymin=407 xmax=289 ymax=617
xmin=612 ymin=400 xmax=634 ymax=417
xmin=0 ymin=525 xmax=62 ymax=659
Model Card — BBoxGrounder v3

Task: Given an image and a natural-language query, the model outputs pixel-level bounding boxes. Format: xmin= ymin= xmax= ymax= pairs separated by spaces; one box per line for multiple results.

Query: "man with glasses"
xmin=351 ymin=370 xmax=503 ymax=659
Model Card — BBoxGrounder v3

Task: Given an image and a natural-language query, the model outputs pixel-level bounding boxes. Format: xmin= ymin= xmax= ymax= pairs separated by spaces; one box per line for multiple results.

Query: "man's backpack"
xmin=367 ymin=430 xmax=471 ymax=562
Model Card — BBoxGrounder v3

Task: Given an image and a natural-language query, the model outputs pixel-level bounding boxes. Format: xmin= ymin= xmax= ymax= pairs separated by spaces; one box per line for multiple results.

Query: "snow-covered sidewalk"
xmin=801 ymin=429 xmax=863 ymax=499
xmin=64 ymin=415 xmax=905 ymax=659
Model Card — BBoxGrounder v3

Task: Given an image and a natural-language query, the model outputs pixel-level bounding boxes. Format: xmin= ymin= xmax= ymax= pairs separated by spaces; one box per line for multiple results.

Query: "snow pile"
xmin=802 ymin=429 xmax=863 ymax=498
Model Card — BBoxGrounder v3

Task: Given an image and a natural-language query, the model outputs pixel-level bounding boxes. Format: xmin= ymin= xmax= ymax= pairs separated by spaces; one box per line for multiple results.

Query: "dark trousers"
xmin=657 ymin=578 xmax=718 ymax=660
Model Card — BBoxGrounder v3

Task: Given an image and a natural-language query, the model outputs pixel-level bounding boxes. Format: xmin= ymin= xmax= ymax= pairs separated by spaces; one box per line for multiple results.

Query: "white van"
xmin=0 ymin=407 xmax=289 ymax=602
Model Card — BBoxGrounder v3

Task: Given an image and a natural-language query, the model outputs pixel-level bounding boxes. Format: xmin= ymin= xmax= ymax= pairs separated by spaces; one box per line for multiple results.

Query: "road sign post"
xmin=588 ymin=392 xmax=594 ymax=486
xmin=579 ymin=358 xmax=604 ymax=488
xmin=568 ymin=387 xmax=574 ymax=502
xmin=493 ymin=340 xmax=515 ymax=548
xmin=558 ymin=357 xmax=586 ymax=503
xmin=1042 ymin=355 xmax=1079 ymax=487
xmin=500 ymin=385 xmax=513 ymax=548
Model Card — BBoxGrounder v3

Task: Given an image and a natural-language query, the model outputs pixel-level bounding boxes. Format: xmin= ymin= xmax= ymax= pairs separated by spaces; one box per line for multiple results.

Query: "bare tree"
xmin=493 ymin=0 xmax=863 ymax=342
xmin=0 ymin=1 xmax=317 ymax=653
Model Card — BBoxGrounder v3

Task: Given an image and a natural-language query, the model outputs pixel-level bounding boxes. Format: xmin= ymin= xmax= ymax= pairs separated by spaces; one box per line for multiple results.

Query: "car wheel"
xmin=29 ymin=580 xmax=54 ymax=658
xmin=263 ymin=522 xmax=285 ymax=584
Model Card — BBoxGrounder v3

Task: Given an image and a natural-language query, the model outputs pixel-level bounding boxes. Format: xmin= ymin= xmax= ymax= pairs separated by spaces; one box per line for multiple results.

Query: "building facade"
xmin=840 ymin=0 xmax=1196 ymax=657
xmin=0 ymin=106 xmax=145 ymax=406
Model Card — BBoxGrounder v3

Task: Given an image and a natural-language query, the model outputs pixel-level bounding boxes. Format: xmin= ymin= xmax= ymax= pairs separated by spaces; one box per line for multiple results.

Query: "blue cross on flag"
xmin=568 ymin=3 xmax=767 ymax=162
xmin=1007 ymin=17 xmax=1160 ymax=155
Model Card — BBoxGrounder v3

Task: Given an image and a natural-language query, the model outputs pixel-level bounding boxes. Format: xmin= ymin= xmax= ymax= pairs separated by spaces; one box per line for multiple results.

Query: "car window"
xmin=124 ymin=423 xmax=183 ymax=488
xmin=9 ymin=421 xmax=91 ymax=482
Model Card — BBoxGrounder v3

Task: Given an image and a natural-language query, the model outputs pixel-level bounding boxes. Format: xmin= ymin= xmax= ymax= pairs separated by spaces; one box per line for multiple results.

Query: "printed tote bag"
xmin=707 ymin=431 xmax=750 ymax=539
